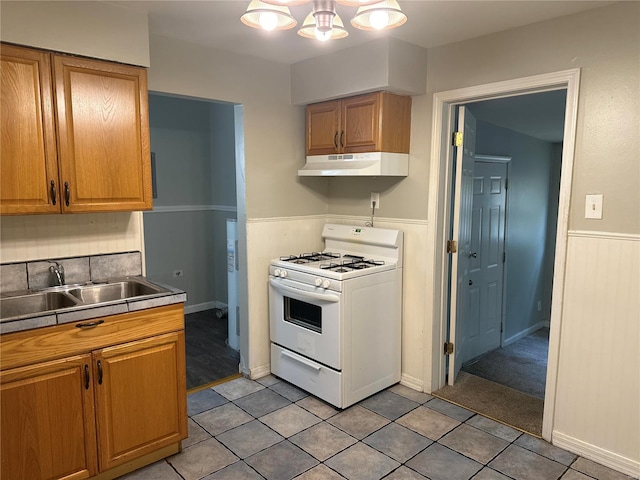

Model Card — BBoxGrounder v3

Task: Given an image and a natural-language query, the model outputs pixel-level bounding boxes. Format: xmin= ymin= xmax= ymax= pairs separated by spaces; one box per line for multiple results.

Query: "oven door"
xmin=269 ymin=276 xmax=341 ymax=370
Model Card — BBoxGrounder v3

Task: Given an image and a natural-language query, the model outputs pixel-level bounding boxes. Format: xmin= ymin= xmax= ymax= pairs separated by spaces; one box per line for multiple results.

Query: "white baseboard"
xmin=400 ymin=373 xmax=424 ymax=392
xmin=249 ymin=363 xmax=272 ymax=380
xmin=184 ymin=301 xmax=227 ymax=315
xmin=553 ymin=431 xmax=640 ymax=478
xmin=503 ymin=321 xmax=545 ymax=347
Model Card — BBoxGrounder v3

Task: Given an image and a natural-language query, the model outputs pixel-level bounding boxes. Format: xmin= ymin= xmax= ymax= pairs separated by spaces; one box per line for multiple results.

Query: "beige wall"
xmin=326 ymin=2 xmax=640 ymax=236
xmin=0 ymin=1 xmax=150 ymax=66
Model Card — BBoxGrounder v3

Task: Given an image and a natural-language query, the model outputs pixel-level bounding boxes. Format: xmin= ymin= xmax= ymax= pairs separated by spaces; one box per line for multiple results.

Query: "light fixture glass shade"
xmin=241 ymin=0 xmax=297 ymax=31
xmin=350 ymin=0 xmax=407 ymax=31
xmin=261 ymin=0 xmax=310 ymax=5
xmin=298 ymin=11 xmax=349 ymax=40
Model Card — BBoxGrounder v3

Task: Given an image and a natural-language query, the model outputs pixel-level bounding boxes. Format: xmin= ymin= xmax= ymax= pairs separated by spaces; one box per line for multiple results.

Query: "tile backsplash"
xmin=1 ymin=251 xmax=142 ymax=293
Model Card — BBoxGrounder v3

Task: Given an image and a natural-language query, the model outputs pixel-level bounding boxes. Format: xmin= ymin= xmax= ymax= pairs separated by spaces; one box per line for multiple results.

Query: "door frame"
xmin=474 ymin=154 xmax=511 ymax=349
xmin=424 ymin=69 xmax=580 ymax=441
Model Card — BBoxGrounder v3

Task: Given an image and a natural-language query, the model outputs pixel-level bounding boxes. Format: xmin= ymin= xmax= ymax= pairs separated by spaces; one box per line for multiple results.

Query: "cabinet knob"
xmin=64 ymin=181 xmax=70 ymax=207
xmin=50 ymin=181 xmax=57 ymax=206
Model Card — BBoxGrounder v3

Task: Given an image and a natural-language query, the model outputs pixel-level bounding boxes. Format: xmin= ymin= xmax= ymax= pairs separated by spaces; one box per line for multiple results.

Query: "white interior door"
xmin=448 ymin=106 xmax=476 ymax=385
xmin=465 ymin=160 xmax=507 ymax=362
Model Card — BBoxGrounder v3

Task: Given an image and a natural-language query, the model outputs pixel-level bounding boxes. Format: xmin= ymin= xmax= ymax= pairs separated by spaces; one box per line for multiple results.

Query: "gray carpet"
xmin=433 ymin=372 xmax=544 ymax=437
xmin=462 ymin=327 xmax=549 ymax=399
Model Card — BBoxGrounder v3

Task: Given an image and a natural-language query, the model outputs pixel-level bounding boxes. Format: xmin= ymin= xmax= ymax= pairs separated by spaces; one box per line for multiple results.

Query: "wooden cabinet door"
xmin=53 ymin=55 xmax=152 ymax=213
xmin=93 ymin=332 xmax=187 ymax=471
xmin=1 ymin=354 xmax=98 ymax=480
xmin=0 ymin=44 xmax=60 ymax=214
xmin=341 ymin=92 xmax=380 ymax=154
xmin=306 ymin=100 xmax=341 ymax=155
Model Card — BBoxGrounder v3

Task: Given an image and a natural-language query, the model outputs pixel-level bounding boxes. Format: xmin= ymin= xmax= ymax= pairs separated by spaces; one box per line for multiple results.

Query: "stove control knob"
xmin=315 ymin=278 xmax=323 ymax=287
xmin=322 ymin=279 xmax=331 ymax=289
xmin=280 ymin=270 xmax=288 ymax=278
xmin=273 ymin=268 xmax=281 ymax=277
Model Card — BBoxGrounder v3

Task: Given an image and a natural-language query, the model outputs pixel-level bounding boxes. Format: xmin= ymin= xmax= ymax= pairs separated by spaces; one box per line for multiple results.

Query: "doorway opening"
xmin=143 ymin=93 xmax=247 ymax=390
xmin=426 ymin=69 xmax=580 ymax=441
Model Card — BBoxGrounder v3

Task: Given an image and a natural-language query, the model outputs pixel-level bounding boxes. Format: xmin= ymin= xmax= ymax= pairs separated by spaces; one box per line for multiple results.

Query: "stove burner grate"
xmin=319 ymin=258 xmax=385 ymax=272
xmin=281 ymin=252 xmax=340 ymax=264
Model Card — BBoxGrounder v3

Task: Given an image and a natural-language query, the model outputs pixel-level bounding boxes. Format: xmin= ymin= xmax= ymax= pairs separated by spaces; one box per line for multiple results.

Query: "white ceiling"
xmin=111 ymin=0 xmax=612 ymax=65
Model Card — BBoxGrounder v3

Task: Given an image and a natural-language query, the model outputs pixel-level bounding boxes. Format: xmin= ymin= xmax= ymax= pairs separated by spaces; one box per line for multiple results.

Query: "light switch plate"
xmin=585 ymin=194 xmax=603 ymax=219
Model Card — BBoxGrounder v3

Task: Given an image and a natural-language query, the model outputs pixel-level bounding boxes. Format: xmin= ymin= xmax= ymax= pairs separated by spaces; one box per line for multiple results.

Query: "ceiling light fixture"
xmin=241 ymin=0 xmax=407 ymax=40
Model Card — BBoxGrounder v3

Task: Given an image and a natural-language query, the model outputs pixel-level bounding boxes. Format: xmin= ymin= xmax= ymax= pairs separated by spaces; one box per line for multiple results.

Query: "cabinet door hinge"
xmin=444 ymin=342 xmax=454 ymax=355
xmin=447 ymin=240 xmax=457 ymax=254
xmin=452 ymin=131 xmax=463 ymax=147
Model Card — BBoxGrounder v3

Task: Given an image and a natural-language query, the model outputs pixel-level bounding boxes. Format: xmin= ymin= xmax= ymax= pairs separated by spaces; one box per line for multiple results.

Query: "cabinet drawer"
xmin=271 ymin=343 xmax=342 ymax=408
xmin=0 ymin=303 xmax=184 ymax=370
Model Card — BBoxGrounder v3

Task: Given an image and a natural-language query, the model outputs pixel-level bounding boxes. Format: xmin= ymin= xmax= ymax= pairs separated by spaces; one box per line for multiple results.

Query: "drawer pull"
xmin=50 ymin=180 xmax=57 ymax=206
xmin=97 ymin=360 xmax=103 ymax=385
xmin=64 ymin=181 xmax=70 ymax=207
xmin=75 ymin=320 xmax=104 ymax=329
xmin=84 ymin=364 xmax=90 ymax=389
xmin=282 ymin=350 xmax=321 ymax=372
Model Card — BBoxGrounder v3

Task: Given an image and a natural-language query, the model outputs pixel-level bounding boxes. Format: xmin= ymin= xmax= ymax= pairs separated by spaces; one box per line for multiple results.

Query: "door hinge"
xmin=447 ymin=240 xmax=457 ymax=254
xmin=503 ymin=251 xmax=506 ymax=263
xmin=444 ymin=342 xmax=454 ymax=355
xmin=505 ymin=178 xmax=509 ymax=190
xmin=452 ymin=131 xmax=463 ymax=147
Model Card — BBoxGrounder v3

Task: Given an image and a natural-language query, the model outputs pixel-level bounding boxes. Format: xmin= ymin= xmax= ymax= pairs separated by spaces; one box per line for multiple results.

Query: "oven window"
xmin=284 ymin=297 xmax=322 ymax=333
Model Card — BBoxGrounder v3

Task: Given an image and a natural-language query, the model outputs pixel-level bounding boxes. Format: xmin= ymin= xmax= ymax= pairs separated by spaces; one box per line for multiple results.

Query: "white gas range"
xmin=269 ymin=224 xmax=403 ymax=408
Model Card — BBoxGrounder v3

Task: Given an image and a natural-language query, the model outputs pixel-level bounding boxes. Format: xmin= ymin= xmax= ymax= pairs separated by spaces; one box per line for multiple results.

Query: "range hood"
xmin=298 ymin=152 xmax=408 ymax=177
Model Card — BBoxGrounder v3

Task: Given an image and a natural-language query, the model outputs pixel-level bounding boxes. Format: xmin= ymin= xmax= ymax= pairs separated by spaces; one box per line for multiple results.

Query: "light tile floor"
xmin=121 ymin=376 xmax=636 ymax=480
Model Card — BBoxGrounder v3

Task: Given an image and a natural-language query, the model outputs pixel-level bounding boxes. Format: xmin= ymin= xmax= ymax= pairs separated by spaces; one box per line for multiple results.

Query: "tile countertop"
xmin=0 ymin=278 xmax=187 ymax=335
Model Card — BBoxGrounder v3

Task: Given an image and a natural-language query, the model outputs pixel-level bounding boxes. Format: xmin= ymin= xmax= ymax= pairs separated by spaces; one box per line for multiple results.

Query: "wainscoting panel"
xmin=553 ymin=232 xmax=639 ymax=476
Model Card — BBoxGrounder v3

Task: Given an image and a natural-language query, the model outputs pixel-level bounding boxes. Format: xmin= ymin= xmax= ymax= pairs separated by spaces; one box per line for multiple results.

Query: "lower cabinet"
xmin=95 ymin=332 xmax=186 ymax=471
xmin=0 ymin=304 xmax=187 ymax=480
xmin=1 ymin=354 xmax=98 ymax=480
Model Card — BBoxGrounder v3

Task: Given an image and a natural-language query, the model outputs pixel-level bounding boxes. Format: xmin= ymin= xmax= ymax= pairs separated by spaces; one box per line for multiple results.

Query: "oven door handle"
xmin=269 ymin=278 xmax=339 ymax=303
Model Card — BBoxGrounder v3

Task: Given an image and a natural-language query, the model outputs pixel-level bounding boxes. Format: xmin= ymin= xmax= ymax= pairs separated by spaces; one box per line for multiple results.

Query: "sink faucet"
xmin=48 ymin=261 xmax=65 ymax=286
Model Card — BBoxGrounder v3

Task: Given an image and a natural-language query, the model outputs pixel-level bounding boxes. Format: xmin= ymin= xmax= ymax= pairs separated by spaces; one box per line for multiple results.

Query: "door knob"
xmin=469 ymin=252 xmax=477 ymax=259
xmin=469 ymin=280 xmax=474 ymax=286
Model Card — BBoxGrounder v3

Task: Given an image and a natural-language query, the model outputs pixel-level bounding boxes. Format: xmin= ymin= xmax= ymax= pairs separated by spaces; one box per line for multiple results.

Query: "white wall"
xmin=0 ymin=1 xmax=149 ymax=67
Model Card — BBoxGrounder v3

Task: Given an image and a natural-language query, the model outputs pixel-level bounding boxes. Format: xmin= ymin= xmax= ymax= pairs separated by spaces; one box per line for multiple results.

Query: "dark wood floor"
xmin=184 ymin=309 xmax=240 ymax=390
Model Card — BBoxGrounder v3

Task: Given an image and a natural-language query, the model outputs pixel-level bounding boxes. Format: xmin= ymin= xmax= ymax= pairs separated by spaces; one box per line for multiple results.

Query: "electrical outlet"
xmin=370 ymin=192 xmax=380 ymax=209
xmin=173 ymin=270 xmax=184 ymax=278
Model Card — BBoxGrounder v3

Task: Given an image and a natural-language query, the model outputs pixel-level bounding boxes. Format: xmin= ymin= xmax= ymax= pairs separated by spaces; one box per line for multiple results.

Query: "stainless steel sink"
xmin=67 ymin=279 xmax=170 ymax=304
xmin=0 ymin=278 xmax=172 ymax=321
xmin=0 ymin=291 xmax=80 ymax=319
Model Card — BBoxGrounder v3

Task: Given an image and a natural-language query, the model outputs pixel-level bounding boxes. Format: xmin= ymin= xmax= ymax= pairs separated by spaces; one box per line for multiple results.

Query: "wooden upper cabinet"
xmin=305 ymin=91 xmax=411 ymax=156
xmin=0 ymin=44 xmax=60 ymax=214
xmin=1 ymin=354 xmax=98 ymax=480
xmin=54 ymin=55 xmax=152 ymax=213
xmin=306 ymin=100 xmax=342 ymax=156
xmin=0 ymin=43 xmax=152 ymax=215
